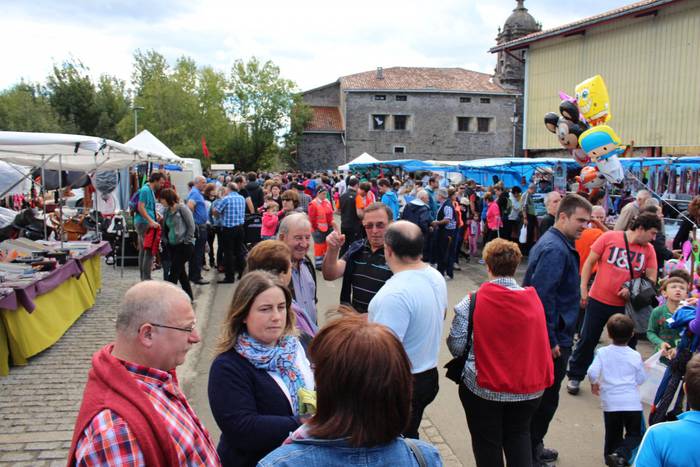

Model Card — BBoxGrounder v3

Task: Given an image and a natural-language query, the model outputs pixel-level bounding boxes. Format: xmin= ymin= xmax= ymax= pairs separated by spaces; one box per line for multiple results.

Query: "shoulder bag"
xmin=623 ymin=233 xmax=656 ymax=332
xmin=444 ymin=292 xmax=477 ymax=384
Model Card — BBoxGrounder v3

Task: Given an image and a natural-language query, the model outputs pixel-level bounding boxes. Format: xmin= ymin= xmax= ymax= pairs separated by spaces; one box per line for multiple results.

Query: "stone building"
xmin=299 ymin=68 xmax=518 ymax=171
xmin=297 ymin=1 xmax=542 ymax=171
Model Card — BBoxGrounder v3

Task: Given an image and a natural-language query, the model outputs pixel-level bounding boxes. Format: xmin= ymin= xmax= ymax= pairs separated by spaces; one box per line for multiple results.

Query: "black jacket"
xmin=339 ymin=188 xmax=360 ymax=230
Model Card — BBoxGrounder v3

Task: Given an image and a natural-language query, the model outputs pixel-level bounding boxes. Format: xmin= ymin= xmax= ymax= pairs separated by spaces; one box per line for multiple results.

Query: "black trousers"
xmin=530 ymin=346 xmax=571 ymax=456
xmin=459 ymin=384 xmax=541 ymax=467
xmin=524 ymin=214 xmax=539 ymax=254
xmin=404 ymin=368 xmax=439 ymax=439
xmin=221 ymin=225 xmax=245 ymax=281
xmin=188 ymin=224 xmax=208 ymax=281
xmin=166 ymin=243 xmax=194 ymax=299
xmin=206 ymin=224 xmax=216 ymax=266
xmin=604 ymin=411 xmax=643 ymax=459
xmin=568 ymin=298 xmax=636 ymax=381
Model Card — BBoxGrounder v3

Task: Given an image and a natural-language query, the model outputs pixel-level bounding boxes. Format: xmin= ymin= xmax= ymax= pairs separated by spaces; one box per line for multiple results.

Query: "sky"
xmin=1 ymin=0 xmax=635 ymax=93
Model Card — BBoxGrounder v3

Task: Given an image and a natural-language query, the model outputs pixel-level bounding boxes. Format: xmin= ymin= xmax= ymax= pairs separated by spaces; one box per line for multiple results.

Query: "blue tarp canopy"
xmin=619 ymin=156 xmax=700 ymax=170
xmin=457 ymin=157 xmax=579 ymax=187
xmin=348 ymin=159 xmax=435 ymax=172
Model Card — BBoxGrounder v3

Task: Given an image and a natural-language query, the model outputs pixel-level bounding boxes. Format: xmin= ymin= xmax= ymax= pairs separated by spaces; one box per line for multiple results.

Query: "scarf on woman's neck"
xmin=235 ymin=332 xmax=306 ymax=415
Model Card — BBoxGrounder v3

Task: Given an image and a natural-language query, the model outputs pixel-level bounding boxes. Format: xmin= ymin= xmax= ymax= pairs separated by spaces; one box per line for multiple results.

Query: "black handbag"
xmin=444 ymin=292 xmax=477 ymax=384
xmin=623 ymin=233 xmax=657 ymax=310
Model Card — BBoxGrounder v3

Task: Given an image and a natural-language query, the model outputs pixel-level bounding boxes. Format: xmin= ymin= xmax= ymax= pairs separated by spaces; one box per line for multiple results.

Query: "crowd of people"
xmin=69 ymin=168 xmax=700 ymax=467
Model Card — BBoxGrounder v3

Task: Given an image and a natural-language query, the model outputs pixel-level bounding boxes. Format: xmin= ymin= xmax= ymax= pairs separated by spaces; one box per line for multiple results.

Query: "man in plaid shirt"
xmin=212 ymin=182 xmax=247 ymax=283
xmin=68 ymin=281 xmax=220 ymax=466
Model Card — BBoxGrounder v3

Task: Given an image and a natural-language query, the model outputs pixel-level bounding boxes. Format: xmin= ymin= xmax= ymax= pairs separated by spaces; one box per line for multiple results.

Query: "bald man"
xmin=68 ymin=281 xmax=219 ymax=466
xmin=187 ymin=175 xmax=210 ymax=284
xmin=368 ymin=221 xmax=447 ymax=439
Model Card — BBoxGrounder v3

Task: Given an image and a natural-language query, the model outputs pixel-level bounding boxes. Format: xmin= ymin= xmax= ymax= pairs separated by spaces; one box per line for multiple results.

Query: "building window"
xmin=460 ymin=97 xmax=471 ymax=103
xmin=395 ymin=95 xmax=407 ymax=101
xmin=393 ymin=115 xmax=408 ymax=131
xmin=372 ymin=114 xmax=387 ymax=130
xmin=374 ymin=95 xmax=386 ymax=101
xmin=393 ymin=146 xmax=406 ymax=154
xmin=457 ymin=117 xmax=472 ymax=132
xmin=480 ymin=97 xmax=491 ymax=104
xmin=477 ymin=117 xmax=493 ymax=132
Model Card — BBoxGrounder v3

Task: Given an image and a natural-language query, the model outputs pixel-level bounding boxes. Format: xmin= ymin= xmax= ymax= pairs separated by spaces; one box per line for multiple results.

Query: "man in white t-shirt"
xmin=368 ymin=220 xmax=447 ymax=440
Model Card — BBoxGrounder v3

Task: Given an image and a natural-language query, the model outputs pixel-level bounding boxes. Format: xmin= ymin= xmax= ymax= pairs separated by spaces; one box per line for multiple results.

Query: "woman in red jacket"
xmin=308 ymin=186 xmax=337 ymax=270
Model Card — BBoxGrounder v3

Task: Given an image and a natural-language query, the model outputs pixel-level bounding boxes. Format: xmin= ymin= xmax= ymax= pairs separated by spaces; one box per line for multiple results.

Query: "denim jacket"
xmin=257 ymin=436 xmax=443 ymax=467
xmin=523 ymin=227 xmax=581 ymax=349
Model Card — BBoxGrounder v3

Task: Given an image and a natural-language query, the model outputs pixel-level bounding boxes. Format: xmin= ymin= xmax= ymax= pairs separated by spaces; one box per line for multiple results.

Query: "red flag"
xmin=201 ymin=136 xmax=211 ymax=159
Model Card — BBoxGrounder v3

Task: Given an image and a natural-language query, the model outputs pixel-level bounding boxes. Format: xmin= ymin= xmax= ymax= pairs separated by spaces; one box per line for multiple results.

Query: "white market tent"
xmin=338 ymin=152 xmax=378 ymax=171
xmin=125 ymin=129 xmax=180 ymax=161
xmin=0 ymin=131 xmax=182 ymax=171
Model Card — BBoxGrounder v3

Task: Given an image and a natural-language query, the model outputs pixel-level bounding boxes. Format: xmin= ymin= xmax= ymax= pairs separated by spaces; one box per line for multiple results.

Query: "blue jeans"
xmin=567 ymin=297 xmax=634 ymax=382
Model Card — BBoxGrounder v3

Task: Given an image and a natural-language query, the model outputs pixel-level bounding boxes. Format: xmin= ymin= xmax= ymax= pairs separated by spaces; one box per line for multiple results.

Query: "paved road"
xmin=0 ymin=254 xmax=655 ymax=466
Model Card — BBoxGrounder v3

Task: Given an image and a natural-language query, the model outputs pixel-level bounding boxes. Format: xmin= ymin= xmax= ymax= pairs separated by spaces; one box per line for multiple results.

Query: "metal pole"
xmin=41 ymin=156 xmax=47 ymax=240
xmin=58 ymin=153 xmax=64 ymax=249
xmin=120 ymin=218 xmax=126 ymax=278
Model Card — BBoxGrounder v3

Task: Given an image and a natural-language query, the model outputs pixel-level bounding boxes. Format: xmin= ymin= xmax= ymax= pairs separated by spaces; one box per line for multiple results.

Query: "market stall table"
xmin=0 ymin=241 xmax=111 ymax=376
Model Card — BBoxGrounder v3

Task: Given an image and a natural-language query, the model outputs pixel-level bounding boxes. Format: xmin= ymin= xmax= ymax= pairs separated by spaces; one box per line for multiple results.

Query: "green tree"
xmin=94 ymin=75 xmax=131 ymax=140
xmin=46 ymin=59 xmax=98 ymax=134
xmin=0 ymin=82 xmax=63 ymax=132
xmin=228 ymin=57 xmax=298 ymax=170
xmin=280 ymin=95 xmax=312 ymax=168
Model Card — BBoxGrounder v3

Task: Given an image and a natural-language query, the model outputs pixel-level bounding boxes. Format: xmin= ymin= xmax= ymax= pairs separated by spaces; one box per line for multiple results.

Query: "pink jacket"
xmin=261 ymin=212 xmax=279 ymax=237
xmin=486 ymin=202 xmax=503 ymax=230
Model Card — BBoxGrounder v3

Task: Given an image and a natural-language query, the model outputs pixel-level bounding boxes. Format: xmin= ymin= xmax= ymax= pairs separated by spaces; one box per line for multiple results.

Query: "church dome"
xmin=504 ymin=0 xmax=540 ymax=35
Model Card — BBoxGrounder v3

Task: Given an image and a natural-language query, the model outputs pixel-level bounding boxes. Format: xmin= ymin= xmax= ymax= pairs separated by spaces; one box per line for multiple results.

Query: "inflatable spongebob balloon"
xmin=579 ymin=125 xmax=625 ymax=185
xmin=575 ymin=75 xmax=611 ymax=126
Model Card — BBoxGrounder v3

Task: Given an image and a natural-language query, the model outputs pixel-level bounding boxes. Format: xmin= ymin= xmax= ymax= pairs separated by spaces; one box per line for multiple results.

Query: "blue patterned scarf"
xmin=235 ymin=332 xmax=306 ymax=415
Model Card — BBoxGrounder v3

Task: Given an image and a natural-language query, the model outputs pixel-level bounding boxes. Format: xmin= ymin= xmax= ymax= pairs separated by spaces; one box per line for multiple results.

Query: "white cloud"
xmin=0 ymin=0 xmax=634 ymax=92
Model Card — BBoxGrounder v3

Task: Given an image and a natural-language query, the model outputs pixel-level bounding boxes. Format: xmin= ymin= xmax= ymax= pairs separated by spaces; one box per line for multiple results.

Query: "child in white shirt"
xmin=587 ymin=313 xmax=647 ymax=467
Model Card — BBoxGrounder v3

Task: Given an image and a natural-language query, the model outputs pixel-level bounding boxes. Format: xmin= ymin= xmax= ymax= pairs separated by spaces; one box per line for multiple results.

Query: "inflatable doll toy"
xmin=575 ymin=75 xmax=611 ymax=126
xmin=579 ymin=125 xmax=625 ymax=185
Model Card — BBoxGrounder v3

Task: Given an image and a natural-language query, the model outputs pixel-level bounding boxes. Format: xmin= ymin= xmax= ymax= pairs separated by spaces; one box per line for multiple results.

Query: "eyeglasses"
xmin=363 ymin=222 xmax=386 ymax=231
xmin=149 ymin=322 xmax=196 ymax=334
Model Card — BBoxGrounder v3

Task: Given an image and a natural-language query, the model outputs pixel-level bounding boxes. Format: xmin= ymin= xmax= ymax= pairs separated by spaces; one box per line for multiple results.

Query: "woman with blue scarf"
xmin=208 ymin=271 xmax=314 ymax=467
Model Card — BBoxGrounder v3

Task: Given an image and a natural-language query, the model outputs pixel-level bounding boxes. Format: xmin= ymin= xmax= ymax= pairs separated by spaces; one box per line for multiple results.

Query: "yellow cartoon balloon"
xmin=575 ymin=75 xmax=611 ymax=126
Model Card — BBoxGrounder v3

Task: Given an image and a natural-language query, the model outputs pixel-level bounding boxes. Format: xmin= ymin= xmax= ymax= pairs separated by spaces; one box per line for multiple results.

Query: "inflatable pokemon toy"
xmin=575 ymin=75 xmax=611 ymax=126
xmin=578 ymin=165 xmax=605 ymax=190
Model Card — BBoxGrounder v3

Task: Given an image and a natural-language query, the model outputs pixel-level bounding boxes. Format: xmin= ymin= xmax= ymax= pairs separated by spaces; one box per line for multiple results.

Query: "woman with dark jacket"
xmin=672 ymin=195 xmax=700 ymax=250
xmin=208 ymin=271 xmax=314 ymax=467
xmin=159 ymin=188 xmax=195 ymax=299
xmin=642 ymin=204 xmax=677 ymax=275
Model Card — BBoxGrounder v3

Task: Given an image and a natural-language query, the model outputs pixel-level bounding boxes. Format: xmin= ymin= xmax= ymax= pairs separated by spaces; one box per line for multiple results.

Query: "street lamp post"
xmin=133 ymin=105 xmax=144 ymax=137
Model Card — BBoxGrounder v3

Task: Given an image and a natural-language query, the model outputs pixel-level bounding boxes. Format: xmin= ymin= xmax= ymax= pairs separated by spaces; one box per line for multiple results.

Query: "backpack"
xmin=128 ymin=190 xmax=140 ymax=213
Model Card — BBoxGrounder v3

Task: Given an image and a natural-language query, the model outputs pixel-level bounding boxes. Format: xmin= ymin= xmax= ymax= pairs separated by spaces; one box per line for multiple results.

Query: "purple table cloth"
xmin=0 ymin=241 xmax=111 ymax=312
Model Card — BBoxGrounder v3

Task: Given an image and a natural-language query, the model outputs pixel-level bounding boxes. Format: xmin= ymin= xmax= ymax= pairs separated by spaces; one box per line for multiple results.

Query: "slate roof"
xmin=306 ymin=106 xmax=343 ymax=132
xmin=338 ymin=67 xmax=508 ymax=94
xmin=490 ymin=0 xmax=678 ymax=52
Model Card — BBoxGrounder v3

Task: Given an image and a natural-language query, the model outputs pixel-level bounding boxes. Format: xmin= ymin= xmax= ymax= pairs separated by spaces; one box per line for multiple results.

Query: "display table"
xmin=0 ymin=241 xmax=111 ymax=376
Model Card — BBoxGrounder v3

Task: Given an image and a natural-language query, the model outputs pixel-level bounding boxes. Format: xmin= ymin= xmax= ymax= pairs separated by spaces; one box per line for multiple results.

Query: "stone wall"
xmin=343 ymin=91 xmax=518 ymax=161
xmin=302 ymin=84 xmax=340 ymax=107
xmin=298 ymin=133 xmax=345 ymax=170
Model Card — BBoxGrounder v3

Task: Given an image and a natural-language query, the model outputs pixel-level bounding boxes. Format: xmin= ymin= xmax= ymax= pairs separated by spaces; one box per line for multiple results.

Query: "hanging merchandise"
xmin=575 ymin=75 xmax=612 ymax=126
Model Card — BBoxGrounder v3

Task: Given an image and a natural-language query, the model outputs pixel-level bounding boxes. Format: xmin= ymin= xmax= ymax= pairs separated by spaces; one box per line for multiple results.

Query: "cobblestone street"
xmin=0 ymin=264 xmax=141 ymax=465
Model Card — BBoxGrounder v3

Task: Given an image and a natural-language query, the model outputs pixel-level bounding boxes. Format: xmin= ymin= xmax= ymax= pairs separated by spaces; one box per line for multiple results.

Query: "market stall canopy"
xmin=0 ymin=131 xmax=183 ymax=171
xmin=348 ymin=158 xmax=434 ymax=172
xmin=0 ymin=161 xmax=31 ymax=196
xmin=457 ymin=157 xmax=578 ymax=187
xmin=338 ymin=152 xmax=378 ymax=171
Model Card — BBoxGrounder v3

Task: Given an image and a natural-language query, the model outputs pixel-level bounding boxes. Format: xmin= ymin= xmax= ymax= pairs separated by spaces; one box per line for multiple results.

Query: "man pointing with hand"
xmin=322 ymin=202 xmax=393 ymax=313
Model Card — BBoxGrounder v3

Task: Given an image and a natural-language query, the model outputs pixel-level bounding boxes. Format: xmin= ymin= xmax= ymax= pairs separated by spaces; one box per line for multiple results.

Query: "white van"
xmin=169 ymin=158 xmax=203 ymax=196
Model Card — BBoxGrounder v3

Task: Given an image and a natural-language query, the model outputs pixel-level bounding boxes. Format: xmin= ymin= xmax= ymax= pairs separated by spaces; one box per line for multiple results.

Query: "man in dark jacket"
xmin=523 ymin=193 xmax=592 ymax=467
xmin=339 ymin=177 xmax=362 ymax=257
xmin=245 ymin=172 xmax=264 ymax=212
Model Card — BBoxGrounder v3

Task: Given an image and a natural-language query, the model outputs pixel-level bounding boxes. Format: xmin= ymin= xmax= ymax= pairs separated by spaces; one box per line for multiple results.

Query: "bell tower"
xmin=494 ymin=0 xmax=541 ymax=90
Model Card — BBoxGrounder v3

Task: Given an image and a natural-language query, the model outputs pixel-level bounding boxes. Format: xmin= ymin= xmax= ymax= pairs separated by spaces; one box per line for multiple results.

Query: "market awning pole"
xmin=58 ymin=152 xmax=64 ymax=250
xmin=41 ymin=156 xmax=47 ymax=240
xmin=120 ymin=219 xmax=126 ymax=278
